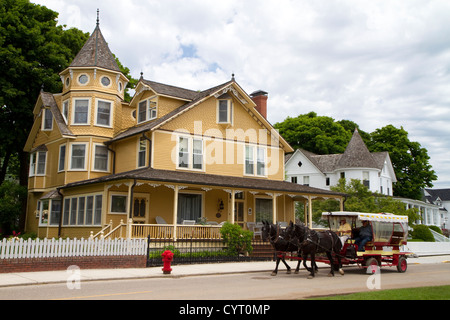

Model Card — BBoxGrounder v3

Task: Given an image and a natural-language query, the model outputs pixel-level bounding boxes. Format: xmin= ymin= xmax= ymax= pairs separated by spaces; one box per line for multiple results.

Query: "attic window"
xmin=217 ymin=99 xmax=232 ymax=124
xmin=138 ymin=97 xmax=157 ymax=124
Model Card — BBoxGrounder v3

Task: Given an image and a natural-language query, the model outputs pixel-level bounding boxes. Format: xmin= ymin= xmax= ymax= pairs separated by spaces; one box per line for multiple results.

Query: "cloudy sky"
xmin=33 ymin=0 xmax=450 ymax=188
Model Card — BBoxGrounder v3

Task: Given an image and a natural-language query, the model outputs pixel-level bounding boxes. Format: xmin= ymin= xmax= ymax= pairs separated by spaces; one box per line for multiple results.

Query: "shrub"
xmin=219 ymin=222 xmax=253 ymax=256
xmin=428 ymin=225 xmax=443 ymax=235
xmin=412 ymin=225 xmax=435 ymax=242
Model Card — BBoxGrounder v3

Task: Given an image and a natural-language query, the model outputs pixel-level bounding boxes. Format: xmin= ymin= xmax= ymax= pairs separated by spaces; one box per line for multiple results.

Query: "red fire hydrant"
xmin=161 ymin=250 xmax=174 ymax=274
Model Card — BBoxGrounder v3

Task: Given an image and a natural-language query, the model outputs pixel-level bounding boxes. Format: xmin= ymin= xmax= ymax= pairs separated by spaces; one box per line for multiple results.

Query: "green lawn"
xmin=310 ymin=285 xmax=450 ymax=300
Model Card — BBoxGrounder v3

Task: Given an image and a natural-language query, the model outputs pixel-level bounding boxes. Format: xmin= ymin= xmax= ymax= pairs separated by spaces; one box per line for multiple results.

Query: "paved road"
xmin=0 ymin=262 xmax=448 ymax=300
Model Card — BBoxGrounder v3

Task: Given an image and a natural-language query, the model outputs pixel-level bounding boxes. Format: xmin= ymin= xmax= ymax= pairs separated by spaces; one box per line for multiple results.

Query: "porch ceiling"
xmin=61 ymin=167 xmax=346 ymax=198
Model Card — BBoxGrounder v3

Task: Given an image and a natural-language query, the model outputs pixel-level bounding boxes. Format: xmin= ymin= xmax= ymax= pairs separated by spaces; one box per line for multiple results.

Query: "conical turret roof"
xmin=70 ymin=20 xmax=120 ymax=72
xmin=336 ymin=129 xmax=378 ymax=169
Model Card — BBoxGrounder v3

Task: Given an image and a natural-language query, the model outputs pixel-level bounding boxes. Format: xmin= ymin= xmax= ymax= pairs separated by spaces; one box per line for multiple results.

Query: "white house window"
xmin=303 ymin=176 xmax=310 ymax=186
xmin=93 ymin=145 xmax=109 ymax=171
xmin=245 ymin=145 xmax=266 ymax=177
xmin=363 ymin=171 xmax=370 ymax=188
xmin=29 ymin=151 xmax=47 ymax=176
xmin=291 ymin=176 xmax=298 ymax=184
xmin=177 ymin=136 xmax=203 ymax=171
xmin=110 ymin=194 xmax=127 ymax=214
xmin=256 ymin=147 xmax=266 ymax=176
xmin=70 ymin=144 xmax=87 ymax=170
xmin=73 ymin=99 xmax=90 ymax=125
xmin=58 ymin=145 xmax=66 ymax=172
xmin=95 ymin=99 xmax=112 ymax=127
xmin=137 ymin=97 xmax=157 ymax=123
xmin=138 ymin=137 xmax=147 ymax=168
xmin=62 ymin=100 xmax=69 ymax=124
xmin=217 ymin=100 xmax=232 ymax=124
xmin=245 ymin=145 xmax=254 ymax=175
xmin=42 ymin=108 xmax=53 ymax=130
xmin=63 ymin=194 xmax=102 ymax=226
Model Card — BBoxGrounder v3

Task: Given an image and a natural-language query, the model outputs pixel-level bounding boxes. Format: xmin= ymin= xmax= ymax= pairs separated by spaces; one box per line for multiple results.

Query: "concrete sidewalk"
xmin=0 ymin=255 xmax=449 ymax=288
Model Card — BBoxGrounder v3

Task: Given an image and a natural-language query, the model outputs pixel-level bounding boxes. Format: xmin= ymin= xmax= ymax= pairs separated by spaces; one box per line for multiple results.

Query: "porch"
xmin=59 ymin=168 xmax=345 ymax=240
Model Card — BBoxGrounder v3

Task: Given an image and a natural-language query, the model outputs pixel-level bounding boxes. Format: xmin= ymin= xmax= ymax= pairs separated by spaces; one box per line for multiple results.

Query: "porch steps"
xmin=250 ymin=242 xmax=275 ymax=258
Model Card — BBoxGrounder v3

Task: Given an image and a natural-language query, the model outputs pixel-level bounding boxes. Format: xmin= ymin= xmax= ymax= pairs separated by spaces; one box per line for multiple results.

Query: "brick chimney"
xmin=250 ymin=90 xmax=268 ymax=119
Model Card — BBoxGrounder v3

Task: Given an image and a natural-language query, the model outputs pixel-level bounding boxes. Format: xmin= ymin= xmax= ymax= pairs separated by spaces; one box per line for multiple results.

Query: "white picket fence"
xmin=0 ymin=238 xmax=148 ymax=259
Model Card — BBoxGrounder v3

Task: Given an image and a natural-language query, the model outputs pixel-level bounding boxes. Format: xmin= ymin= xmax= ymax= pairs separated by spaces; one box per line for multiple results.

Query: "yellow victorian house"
xmin=24 ymin=20 xmax=344 ymax=240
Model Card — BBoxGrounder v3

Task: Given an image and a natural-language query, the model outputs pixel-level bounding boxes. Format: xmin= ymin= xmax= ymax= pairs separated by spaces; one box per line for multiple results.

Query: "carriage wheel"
xmin=365 ymin=257 xmax=379 ymax=274
xmin=396 ymin=256 xmax=407 ymax=273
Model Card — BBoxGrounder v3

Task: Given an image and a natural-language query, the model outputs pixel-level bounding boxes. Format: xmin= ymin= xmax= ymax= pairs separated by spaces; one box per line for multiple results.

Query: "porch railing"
xmin=130 ymin=224 xmax=223 ymax=240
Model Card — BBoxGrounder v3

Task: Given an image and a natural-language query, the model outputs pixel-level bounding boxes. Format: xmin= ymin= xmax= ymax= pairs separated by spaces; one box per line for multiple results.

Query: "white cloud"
xmin=32 ymin=0 xmax=450 ymax=188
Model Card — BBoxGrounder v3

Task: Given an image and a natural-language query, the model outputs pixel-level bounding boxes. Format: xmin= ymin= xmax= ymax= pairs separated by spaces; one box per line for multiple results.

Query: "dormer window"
xmin=217 ymin=99 xmax=232 ymax=124
xmin=138 ymin=97 xmax=157 ymax=124
xmin=42 ymin=108 xmax=53 ymax=131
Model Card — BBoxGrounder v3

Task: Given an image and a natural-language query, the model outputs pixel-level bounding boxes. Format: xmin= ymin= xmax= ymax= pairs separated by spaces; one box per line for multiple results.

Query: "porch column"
xmin=230 ymin=189 xmax=235 ymax=224
xmin=308 ymin=196 xmax=313 ymax=229
xmin=340 ymin=196 xmax=344 ymax=211
xmin=270 ymin=193 xmax=282 ymax=224
xmin=172 ymin=185 xmax=179 ymax=241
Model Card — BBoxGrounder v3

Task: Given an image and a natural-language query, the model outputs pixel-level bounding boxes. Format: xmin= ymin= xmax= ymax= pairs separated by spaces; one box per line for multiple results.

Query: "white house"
xmin=285 ymin=129 xmax=397 ymax=196
xmin=423 ymin=189 xmax=450 ymax=230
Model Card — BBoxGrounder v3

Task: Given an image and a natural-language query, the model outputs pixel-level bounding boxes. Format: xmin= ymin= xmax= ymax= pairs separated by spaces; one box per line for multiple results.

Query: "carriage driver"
xmin=337 ymin=219 xmax=351 ymax=245
xmin=354 ymin=220 xmax=373 ymax=252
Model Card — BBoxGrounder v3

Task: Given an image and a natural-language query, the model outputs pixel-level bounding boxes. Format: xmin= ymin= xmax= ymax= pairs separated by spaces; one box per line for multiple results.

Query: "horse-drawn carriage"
xmin=263 ymin=211 xmax=410 ymax=278
xmin=321 ymin=211 xmax=409 ymax=273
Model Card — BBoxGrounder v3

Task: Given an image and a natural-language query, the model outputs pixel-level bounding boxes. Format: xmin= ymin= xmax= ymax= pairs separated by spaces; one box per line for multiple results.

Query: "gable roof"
xmin=24 ymin=92 xmax=75 ymax=152
xmin=108 ymin=79 xmax=293 ymax=152
xmin=108 ymin=79 xmax=233 ymax=144
xmin=70 ymin=24 xmax=120 ymax=72
xmin=424 ymin=188 xmax=450 ymax=202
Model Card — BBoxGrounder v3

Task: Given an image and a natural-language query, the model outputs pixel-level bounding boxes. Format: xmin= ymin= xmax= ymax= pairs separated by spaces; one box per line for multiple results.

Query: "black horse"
xmin=285 ymin=222 xmax=344 ymax=279
xmin=261 ymin=221 xmax=302 ymax=276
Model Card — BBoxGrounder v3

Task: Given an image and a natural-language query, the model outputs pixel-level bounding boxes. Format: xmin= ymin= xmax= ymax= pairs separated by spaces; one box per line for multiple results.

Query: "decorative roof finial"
xmin=140 ymin=71 xmax=144 ymax=80
xmin=231 ymin=73 xmax=235 ymax=81
xmin=96 ymin=9 xmax=100 ymax=27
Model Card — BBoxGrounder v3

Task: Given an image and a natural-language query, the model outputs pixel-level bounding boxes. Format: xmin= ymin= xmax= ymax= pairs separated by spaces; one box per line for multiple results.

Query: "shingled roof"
xmin=70 ymin=23 xmax=120 ymax=72
xmin=336 ymin=129 xmax=378 ymax=169
xmin=287 ymin=129 xmax=390 ymax=173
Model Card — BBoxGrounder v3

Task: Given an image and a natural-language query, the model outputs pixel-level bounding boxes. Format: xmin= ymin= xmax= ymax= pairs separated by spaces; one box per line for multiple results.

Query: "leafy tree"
xmin=0 ymin=1 xmax=136 ymax=231
xmin=274 ymin=112 xmax=352 ymax=154
xmin=367 ymin=125 xmax=437 ymax=200
xmin=276 ymin=113 xmax=437 ymax=200
xmin=307 ymin=179 xmax=420 ymax=226
xmin=0 ymin=180 xmax=27 ymax=236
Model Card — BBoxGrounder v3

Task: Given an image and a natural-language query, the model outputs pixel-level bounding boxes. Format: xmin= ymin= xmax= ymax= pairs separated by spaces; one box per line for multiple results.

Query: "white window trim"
xmin=176 ymin=135 xmax=204 ymax=172
xmin=77 ymin=73 xmax=90 ymax=86
xmin=71 ymin=98 xmax=91 ymax=126
xmin=58 ymin=144 xmax=67 ymax=173
xmin=244 ymin=144 xmax=267 ymax=177
xmin=137 ymin=137 xmax=148 ymax=169
xmin=42 ymin=108 xmax=53 ymax=131
xmin=137 ymin=96 xmax=158 ymax=124
xmin=94 ymin=98 xmax=113 ymax=128
xmin=62 ymin=100 xmax=69 ymax=124
xmin=100 ymin=76 xmax=112 ymax=88
xmin=92 ymin=143 xmax=110 ymax=173
xmin=29 ymin=151 xmax=47 ymax=177
xmin=69 ymin=142 xmax=89 ymax=171
xmin=62 ymin=193 xmax=103 ymax=227
xmin=216 ymin=99 xmax=233 ymax=124
xmin=109 ymin=192 xmax=128 ymax=215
